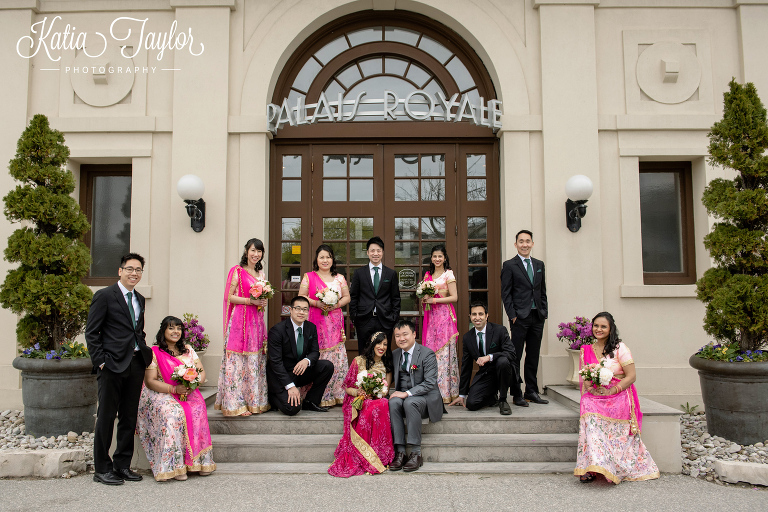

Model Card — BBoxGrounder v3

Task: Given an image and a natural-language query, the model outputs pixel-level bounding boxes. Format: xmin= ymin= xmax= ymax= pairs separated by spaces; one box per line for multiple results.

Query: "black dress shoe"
xmin=389 ymin=451 xmax=406 ymax=471
xmin=402 ymin=453 xmax=423 ymax=472
xmin=512 ymin=396 xmax=529 ymax=407
xmin=301 ymin=400 xmax=328 ymax=412
xmin=524 ymin=391 xmax=549 ymax=404
xmin=499 ymin=400 xmax=512 ymax=415
xmin=115 ymin=468 xmax=143 ymax=481
xmin=93 ymin=471 xmax=124 ymax=485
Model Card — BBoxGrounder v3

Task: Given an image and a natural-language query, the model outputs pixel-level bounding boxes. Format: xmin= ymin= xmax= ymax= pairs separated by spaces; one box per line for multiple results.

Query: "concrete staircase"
xmin=208 ymin=393 xmax=581 ymax=475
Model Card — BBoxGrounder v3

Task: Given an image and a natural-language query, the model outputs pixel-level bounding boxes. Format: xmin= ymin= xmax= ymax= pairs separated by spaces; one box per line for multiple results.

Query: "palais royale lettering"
xmin=267 ymin=90 xmax=503 ymax=134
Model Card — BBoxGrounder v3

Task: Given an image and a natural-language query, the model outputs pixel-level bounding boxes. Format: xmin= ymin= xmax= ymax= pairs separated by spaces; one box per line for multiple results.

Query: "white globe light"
xmin=565 ymin=175 xmax=593 ymax=202
xmin=177 ymin=174 xmax=205 ymax=201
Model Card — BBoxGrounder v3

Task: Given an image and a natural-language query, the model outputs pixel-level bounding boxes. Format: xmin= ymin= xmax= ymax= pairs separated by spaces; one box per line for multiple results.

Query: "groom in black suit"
xmin=267 ymin=296 xmax=334 ymax=415
xmin=450 ymin=302 xmax=515 ymax=415
xmin=501 ymin=229 xmax=549 ymax=406
xmin=349 ymin=236 xmax=401 ymax=353
xmin=85 ymin=253 xmax=153 ymax=485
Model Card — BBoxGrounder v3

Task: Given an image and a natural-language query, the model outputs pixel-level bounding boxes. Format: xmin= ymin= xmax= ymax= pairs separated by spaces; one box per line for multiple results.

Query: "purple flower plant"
xmin=556 ymin=316 xmax=595 ymax=350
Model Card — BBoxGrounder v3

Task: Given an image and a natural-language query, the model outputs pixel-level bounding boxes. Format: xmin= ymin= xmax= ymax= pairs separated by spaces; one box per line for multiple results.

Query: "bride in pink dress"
xmin=328 ymin=331 xmax=394 ymax=477
xmin=575 ymin=312 xmax=660 ymax=484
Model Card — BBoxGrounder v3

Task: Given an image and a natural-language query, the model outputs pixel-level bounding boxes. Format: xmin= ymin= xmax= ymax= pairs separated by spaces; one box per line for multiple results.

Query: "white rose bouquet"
xmin=315 ymin=285 xmax=341 ymax=316
xmin=415 ymin=280 xmax=437 ymax=311
xmin=352 ymin=370 xmax=388 ymax=411
xmin=579 ymin=359 xmax=614 ymax=389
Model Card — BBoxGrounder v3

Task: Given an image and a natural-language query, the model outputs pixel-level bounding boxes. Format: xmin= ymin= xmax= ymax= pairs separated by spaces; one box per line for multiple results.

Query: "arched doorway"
xmin=268 ymin=11 xmax=500 ymax=358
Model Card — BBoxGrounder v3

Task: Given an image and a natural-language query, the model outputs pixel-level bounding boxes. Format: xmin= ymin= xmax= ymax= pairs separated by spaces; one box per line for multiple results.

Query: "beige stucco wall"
xmin=0 ymin=0 xmax=766 ymax=410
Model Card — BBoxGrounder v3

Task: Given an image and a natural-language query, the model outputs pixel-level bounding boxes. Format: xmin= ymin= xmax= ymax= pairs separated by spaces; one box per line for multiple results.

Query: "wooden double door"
xmin=269 ymin=142 xmax=500 ymax=359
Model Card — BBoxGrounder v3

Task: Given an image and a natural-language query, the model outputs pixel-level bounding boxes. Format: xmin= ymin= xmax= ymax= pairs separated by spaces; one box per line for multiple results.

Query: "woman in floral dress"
xmin=575 ymin=312 xmax=660 ymax=484
xmin=215 ymin=238 xmax=270 ymax=416
xmin=298 ymin=244 xmax=350 ymax=407
xmin=138 ymin=316 xmax=215 ymax=481
xmin=420 ymin=244 xmax=459 ymax=403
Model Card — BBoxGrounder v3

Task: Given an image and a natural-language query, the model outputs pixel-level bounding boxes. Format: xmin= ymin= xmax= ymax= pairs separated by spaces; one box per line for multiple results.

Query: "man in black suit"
xmin=450 ymin=302 xmax=515 ymax=415
xmin=267 ymin=295 xmax=334 ymax=415
xmin=85 ymin=253 xmax=153 ymax=485
xmin=501 ymin=229 xmax=549 ymax=407
xmin=349 ymin=236 xmax=401 ymax=353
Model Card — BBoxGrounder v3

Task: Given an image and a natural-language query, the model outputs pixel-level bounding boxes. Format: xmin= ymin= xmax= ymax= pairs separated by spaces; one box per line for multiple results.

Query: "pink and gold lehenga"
xmin=215 ymin=265 xmax=270 ymax=415
xmin=421 ymin=269 xmax=459 ymax=403
xmin=328 ymin=356 xmax=394 ymax=477
xmin=574 ymin=342 xmax=660 ymax=484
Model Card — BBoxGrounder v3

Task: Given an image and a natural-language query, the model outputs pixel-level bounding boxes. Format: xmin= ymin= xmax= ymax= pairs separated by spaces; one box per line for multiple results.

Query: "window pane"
xmin=468 ymin=266 xmax=488 ymax=291
xmin=398 ymin=289 xmax=420 ymax=316
xmin=281 ymin=266 xmax=302 ymax=286
xmin=348 ymin=27 xmax=383 ymax=46
xmin=467 ymin=179 xmax=486 ymax=201
xmin=326 ymin=242 xmax=347 ymax=265
xmin=421 ymin=154 xmax=445 ymax=176
xmin=421 ymin=217 xmax=445 ymax=239
xmin=384 ymin=57 xmax=408 ymax=76
xmin=417 ymin=36 xmax=453 ymax=64
xmin=323 ymin=217 xmax=346 ymax=240
xmin=395 ymin=179 xmax=418 ymax=201
xmin=640 ymin=172 xmax=683 ymax=272
xmin=469 ymin=290 xmax=489 ymax=308
xmin=282 ymin=180 xmax=300 ymax=201
xmin=282 ymin=155 xmax=301 ymax=178
xmin=350 ymin=242 xmax=369 ymax=264
xmin=445 ymin=56 xmax=475 ymax=91
xmin=281 ymin=217 xmax=301 ymax=240
xmin=395 ymin=217 xmax=419 ymax=240
xmin=384 ymin=27 xmax=419 ymax=46
xmin=90 ymin=175 xmax=131 ymax=277
xmin=323 ymin=155 xmax=347 ymax=177
xmin=336 ymin=65 xmax=363 ymax=88
xmin=395 ymin=155 xmax=419 ymax=176
xmin=405 ymin=64 xmax=430 ymax=88
xmin=395 ymin=242 xmax=419 ymax=264
xmin=468 ymin=242 xmax=488 ymax=264
xmin=281 ymin=242 xmax=301 ymax=264
xmin=323 ymin=179 xmax=346 ymax=201
xmin=421 ymin=179 xmax=445 ymax=201
xmin=359 ymin=57 xmax=383 ymax=77
xmin=349 ymin=218 xmax=374 ymax=240
xmin=467 ymin=154 xmax=486 ymax=177
xmin=314 ymin=36 xmax=349 ymax=65
xmin=324 ymin=79 xmax=344 ymax=98
xmin=293 ymin=58 xmax=322 ymax=93
xmin=349 ymin=180 xmax=373 ymax=201
xmin=349 ymin=155 xmax=373 ymax=177
xmin=468 ymin=217 xmax=487 ymax=239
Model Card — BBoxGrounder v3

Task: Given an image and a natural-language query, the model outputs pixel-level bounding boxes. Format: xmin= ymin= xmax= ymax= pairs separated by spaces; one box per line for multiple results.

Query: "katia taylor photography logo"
xmin=16 ymin=16 xmax=205 ymax=63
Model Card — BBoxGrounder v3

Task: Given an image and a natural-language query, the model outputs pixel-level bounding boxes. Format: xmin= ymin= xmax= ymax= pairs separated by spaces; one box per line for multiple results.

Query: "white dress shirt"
xmin=117 ymin=281 xmax=140 ymax=351
xmin=285 ymin=318 xmax=311 ymax=390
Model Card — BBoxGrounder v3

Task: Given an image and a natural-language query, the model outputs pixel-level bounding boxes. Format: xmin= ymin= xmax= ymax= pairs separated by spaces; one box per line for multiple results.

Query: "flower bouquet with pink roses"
xmin=578 ymin=359 xmax=614 ymax=388
xmin=170 ymin=361 xmax=202 ymax=401
xmin=352 ymin=370 xmax=388 ymax=411
xmin=415 ymin=280 xmax=437 ymax=311
xmin=249 ymin=277 xmax=275 ymax=311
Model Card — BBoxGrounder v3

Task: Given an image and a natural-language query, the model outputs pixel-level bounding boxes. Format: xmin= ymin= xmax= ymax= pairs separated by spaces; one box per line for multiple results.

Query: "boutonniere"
xmin=410 ymin=364 xmax=419 ymax=371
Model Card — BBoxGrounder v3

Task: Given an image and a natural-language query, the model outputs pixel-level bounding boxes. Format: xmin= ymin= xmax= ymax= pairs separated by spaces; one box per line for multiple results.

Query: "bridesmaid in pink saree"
xmin=575 ymin=312 xmax=660 ymax=484
xmin=420 ymin=244 xmax=460 ymax=403
xmin=298 ymin=244 xmax=350 ymax=407
xmin=215 ymin=238 xmax=270 ymax=416
xmin=328 ymin=332 xmax=395 ymax=477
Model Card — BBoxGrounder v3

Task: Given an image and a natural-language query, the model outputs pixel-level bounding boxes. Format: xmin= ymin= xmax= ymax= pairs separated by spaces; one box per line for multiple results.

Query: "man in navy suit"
xmin=349 ymin=236 xmax=401 ymax=353
xmin=450 ymin=302 xmax=516 ymax=415
xmin=266 ymin=295 xmax=334 ymax=415
xmin=85 ymin=253 xmax=153 ymax=485
xmin=501 ymin=230 xmax=549 ymax=406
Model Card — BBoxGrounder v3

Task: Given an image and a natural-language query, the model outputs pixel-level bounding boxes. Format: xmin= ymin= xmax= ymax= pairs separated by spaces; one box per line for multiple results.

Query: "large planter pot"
xmin=689 ymin=355 xmax=768 ymax=445
xmin=12 ymin=357 xmax=97 ymax=438
xmin=566 ymin=348 xmax=581 ymax=387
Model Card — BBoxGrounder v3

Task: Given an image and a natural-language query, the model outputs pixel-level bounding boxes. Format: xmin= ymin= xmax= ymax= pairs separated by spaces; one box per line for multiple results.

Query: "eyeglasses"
xmin=291 ymin=306 xmax=309 ymax=313
xmin=121 ymin=267 xmax=144 ymax=274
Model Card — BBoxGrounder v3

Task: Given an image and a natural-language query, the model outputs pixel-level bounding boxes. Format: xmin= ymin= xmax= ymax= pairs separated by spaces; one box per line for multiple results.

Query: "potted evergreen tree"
xmin=690 ymin=79 xmax=768 ymax=445
xmin=1 ymin=114 xmax=95 ymax=437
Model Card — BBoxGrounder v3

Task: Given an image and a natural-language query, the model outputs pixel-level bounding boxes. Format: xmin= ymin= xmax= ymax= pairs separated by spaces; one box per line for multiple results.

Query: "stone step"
xmin=214 ymin=461 xmax=577 ymax=475
xmin=207 ymin=400 xmax=578 ymax=436
xmin=211 ymin=433 xmax=578 ymax=463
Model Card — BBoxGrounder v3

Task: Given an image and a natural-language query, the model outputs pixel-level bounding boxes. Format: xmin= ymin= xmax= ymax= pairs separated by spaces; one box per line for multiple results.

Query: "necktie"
xmin=478 ymin=332 xmax=485 ymax=357
xmin=373 ymin=266 xmax=380 ymax=294
xmin=296 ymin=326 xmax=304 ymax=356
xmin=126 ymin=292 xmax=138 ymax=349
xmin=525 ymin=258 xmax=534 ymax=283
xmin=401 ymin=351 xmax=409 ymax=373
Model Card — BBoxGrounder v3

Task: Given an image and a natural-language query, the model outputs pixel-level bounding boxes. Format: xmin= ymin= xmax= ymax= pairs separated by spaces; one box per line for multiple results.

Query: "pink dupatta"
xmin=580 ymin=344 xmax=643 ymax=434
xmin=421 ymin=270 xmax=458 ymax=352
xmin=151 ymin=346 xmax=212 ymax=465
xmin=222 ymin=265 xmax=265 ymax=353
xmin=306 ymin=271 xmax=345 ymax=351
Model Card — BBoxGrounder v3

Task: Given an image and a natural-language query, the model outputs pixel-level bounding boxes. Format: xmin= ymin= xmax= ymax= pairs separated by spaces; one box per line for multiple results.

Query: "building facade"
xmin=1 ymin=0 xmax=767 ymax=410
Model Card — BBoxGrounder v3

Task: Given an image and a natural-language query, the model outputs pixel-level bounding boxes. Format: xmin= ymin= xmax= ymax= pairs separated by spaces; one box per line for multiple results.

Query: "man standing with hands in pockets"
xmin=501 ymin=230 xmax=549 ymax=407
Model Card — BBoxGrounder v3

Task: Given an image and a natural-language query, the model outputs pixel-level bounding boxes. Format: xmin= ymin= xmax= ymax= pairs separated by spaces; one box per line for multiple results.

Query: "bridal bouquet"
xmin=579 ymin=359 xmax=614 ymax=388
xmin=352 ymin=371 xmax=388 ymax=411
xmin=415 ymin=280 xmax=437 ymax=311
xmin=249 ymin=277 xmax=275 ymax=311
xmin=170 ymin=361 xmax=202 ymax=401
xmin=315 ymin=285 xmax=341 ymax=316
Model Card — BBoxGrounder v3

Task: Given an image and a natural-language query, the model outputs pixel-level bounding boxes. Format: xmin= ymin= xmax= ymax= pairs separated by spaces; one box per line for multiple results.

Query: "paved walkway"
xmin=0 ymin=472 xmax=764 ymax=511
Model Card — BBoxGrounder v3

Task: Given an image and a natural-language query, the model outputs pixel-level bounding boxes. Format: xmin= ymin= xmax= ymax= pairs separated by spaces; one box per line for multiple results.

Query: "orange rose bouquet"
xmin=249 ymin=277 xmax=275 ymax=311
xmin=170 ymin=362 xmax=202 ymax=401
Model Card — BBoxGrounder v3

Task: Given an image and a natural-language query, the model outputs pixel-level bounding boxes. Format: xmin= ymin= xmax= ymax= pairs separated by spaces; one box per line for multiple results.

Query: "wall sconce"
xmin=176 ymin=174 xmax=206 ymax=232
xmin=565 ymin=175 xmax=594 ymax=233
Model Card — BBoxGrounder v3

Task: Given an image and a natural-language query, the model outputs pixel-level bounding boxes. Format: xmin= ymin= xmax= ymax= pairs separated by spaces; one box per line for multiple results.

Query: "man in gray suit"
xmin=388 ymin=318 xmax=443 ymax=472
